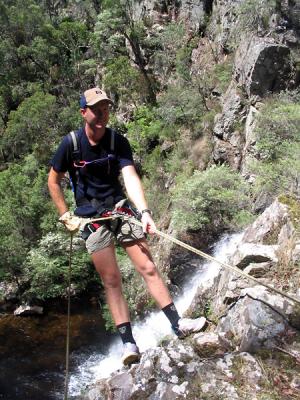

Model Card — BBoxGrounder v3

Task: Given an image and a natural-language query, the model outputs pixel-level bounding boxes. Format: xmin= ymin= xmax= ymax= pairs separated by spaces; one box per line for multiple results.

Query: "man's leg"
xmin=91 ymin=243 xmax=140 ymax=365
xmin=91 ymin=243 xmax=129 ymax=325
xmin=122 ymin=238 xmax=173 ymax=308
xmin=123 ymin=238 xmax=207 ymax=338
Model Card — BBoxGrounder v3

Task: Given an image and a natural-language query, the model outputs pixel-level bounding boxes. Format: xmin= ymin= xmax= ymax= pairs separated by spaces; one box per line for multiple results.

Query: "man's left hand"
xmin=141 ymin=212 xmax=156 ymax=234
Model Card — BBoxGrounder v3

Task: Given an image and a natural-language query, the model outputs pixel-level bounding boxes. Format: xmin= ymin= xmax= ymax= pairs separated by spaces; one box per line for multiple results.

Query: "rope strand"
xmin=90 ymin=214 xmax=300 ymax=305
xmin=64 ymin=233 xmax=73 ymax=400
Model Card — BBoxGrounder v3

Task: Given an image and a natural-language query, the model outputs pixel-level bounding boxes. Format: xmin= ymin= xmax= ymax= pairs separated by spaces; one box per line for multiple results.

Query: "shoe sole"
xmin=122 ymin=352 xmax=141 ymax=366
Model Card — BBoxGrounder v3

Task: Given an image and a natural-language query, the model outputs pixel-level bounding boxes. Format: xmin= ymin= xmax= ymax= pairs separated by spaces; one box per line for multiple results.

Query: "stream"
xmin=0 ymin=233 xmax=242 ymax=399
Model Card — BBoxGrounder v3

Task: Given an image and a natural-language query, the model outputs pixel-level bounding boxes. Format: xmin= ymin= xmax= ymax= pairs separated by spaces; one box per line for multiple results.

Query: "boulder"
xmin=240 ymin=286 xmax=300 ymax=330
xmin=192 ymin=332 xmax=227 ymax=357
xmin=105 ymin=372 xmax=133 ymax=400
xmin=217 ymin=294 xmax=289 ymax=352
xmin=234 ymin=36 xmax=293 ymax=97
xmin=14 ymin=304 xmax=43 ymax=316
xmin=242 ymin=199 xmax=289 ymax=244
xmin=231 ymin=243 xmax=278 ymax=269
xmin=243 ymin=262 xmax=272 ymax=278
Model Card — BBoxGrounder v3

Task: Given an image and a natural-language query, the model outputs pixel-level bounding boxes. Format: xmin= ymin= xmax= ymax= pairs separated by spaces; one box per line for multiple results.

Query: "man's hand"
xmin=141 ymin=212 xmax=156 ymax=234
xmin=59 ymin=211 xmax=82 ymax=233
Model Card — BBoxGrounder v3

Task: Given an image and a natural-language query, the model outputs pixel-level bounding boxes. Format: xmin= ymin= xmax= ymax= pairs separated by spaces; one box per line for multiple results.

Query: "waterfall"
xmin=68 ymin=232 xmax=243 ymax=397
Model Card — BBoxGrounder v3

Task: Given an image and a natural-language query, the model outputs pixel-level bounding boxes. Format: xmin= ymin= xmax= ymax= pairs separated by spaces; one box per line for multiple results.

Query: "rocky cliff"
xmin=82 ymin=198 xmax=300 ymax=399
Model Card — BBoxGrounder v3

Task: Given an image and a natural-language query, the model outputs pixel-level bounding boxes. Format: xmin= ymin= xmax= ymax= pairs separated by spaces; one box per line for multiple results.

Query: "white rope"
xmin=89 ymin=214 xmax=300 ymax=306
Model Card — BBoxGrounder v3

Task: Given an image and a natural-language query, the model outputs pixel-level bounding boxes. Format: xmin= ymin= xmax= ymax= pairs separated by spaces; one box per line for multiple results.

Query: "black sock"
xmin=116 ymin=322 xmax=136 ymax=345
xmin=161 ymin=302 xmax=180 ymax=329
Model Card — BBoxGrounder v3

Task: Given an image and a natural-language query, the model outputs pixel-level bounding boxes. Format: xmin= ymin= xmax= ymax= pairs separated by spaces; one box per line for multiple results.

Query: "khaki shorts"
xmin=81 ymin=201 xmax=144 ymax=254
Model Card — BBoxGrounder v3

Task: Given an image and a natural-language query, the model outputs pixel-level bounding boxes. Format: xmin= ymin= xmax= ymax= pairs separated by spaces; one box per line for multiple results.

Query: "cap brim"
xmin=87 ymin=97 xmax=114 ymax=106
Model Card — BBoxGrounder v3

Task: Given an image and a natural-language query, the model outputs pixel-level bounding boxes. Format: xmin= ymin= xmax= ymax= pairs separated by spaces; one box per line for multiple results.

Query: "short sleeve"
xmin=116 ymin=134 xmax=134 ymax=168
xmin=50 ymin=136 xmax=72 ymax=172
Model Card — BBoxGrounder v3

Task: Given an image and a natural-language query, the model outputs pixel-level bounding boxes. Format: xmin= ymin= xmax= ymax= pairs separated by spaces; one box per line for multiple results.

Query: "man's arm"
xmin=48 ymin=167 xmax=68 ymax=216
xmin=121 ymin=165 xmax=156 ymax=234
xmin=48 ymin=167 xmax=82 ymax=233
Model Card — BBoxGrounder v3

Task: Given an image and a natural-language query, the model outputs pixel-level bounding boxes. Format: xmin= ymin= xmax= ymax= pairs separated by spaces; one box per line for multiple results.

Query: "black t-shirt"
xmin=51 ymin=127 xmax=134 ymax=214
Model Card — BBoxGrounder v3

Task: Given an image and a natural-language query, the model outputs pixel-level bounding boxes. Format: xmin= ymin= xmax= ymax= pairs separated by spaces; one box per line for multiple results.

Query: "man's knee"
xmin=139 ymin=260 xmax=158 ymax=278
xmin=102 ymin=273 xmax=122 ymax=289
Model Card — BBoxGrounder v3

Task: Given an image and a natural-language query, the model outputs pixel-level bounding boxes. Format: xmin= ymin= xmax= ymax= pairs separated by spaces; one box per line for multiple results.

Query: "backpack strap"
xmin=110 ymin=129 xmax=115 ymax=153
xmin=68 ymin=130 xmax=81 ymax=162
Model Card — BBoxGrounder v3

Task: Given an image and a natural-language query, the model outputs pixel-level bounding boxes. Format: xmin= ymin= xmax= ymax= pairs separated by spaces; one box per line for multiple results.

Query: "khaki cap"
xmin=80 ymin=87 xmax=113 ymax=108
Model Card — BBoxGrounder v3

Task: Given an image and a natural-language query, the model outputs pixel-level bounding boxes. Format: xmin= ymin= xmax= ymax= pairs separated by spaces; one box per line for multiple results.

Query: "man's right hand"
xmin=59 ymin=211 xmax=82 ymax=233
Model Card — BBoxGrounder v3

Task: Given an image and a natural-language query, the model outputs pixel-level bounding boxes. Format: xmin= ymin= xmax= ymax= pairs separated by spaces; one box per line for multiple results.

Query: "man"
xmin=48 ymin=87 xmax=206 ymax=365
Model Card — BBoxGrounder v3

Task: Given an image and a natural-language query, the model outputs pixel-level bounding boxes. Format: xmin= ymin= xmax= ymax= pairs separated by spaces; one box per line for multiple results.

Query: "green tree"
xmin=1 ymin=91 xmax=58 ymax=163
xmin=23 ymin=232 xmax=97 ymax=301
xmin=0 ymin=156 xmax=53 ymax=284
xmin=249 ymin=91 xmax=300 ymax=201
xmin=172 ymin=165 xmax=252 ymax=232
xmin=103 ymin=56 xmax=144 ymax=105
xmin=93 ymin=0 xmax=157 ymax=103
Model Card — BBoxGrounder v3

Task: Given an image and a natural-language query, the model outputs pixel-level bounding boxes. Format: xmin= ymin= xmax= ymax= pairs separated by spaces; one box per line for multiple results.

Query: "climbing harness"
xmin=81 ymin=205 xmax=139 ymax=240
xmin=63 ymin=211 xmax=300 ymax=398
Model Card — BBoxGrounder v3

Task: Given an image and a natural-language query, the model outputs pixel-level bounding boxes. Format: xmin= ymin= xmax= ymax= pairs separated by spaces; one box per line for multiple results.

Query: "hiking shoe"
xmin=173 ymin=317 xmax=207 ymax=339
xmin=121 ymin=342 xmax=141 ymax=366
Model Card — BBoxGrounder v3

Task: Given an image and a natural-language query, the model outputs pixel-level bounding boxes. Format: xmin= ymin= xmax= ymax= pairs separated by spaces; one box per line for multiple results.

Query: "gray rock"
xmin=242 ymin=199 xmax=289 ymax=244
xmin=217 ymin=294 xmax=288 ymax=352
xmin=231 ymin=242 xmax=278 ymax=269
xmin=212 ymin=81 xmax=245 ymax=169
xmin=240 ymin=286 xmax=300 ymax=330
xmin=14 ymin=304 xmax=43 ymax=316
xmin=234 ymin=36 xmax=293 ymax=97
xmin=105 ymin=372 xmax=133 ymax=400
xmin=192 ymin=332 xmax=226 ymax=357
xmin=241 ymin=105 xmax=259 ymax=177
xmin=213 ymin=138 xmax=242 ymax=169
xmin=184 ymin=263 xmax=221 ymax=318
xmin=213 ymin=81 xmax=243 ymax=140
xmin=243 ymin=262 xmax=272 ymax=278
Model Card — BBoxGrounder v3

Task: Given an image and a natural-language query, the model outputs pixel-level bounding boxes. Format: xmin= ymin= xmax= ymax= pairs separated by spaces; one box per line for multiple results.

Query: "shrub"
xmin=23 ymin=232 xmax=97 ymax=301
xmin=126 ymin=106 xmax=162 ymax=159
xmin=1 ymin=91 xmax=58 ymax=162
xmin=250 ymin=91 xmax=300 ymax=200
xmin=158 ymin=83 xmax=206 ymax=128
xmin=172 ymin=165 xmax=252 ymax=232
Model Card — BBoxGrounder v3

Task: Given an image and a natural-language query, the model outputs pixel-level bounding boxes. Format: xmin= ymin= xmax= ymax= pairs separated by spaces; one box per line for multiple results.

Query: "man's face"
xmin=81 ymin=101 xmax=110 ymax=130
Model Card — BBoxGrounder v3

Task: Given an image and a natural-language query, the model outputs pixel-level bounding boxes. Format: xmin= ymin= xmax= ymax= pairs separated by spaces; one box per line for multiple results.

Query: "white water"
xmin=68 ymin=232 xmax=243 ymax=397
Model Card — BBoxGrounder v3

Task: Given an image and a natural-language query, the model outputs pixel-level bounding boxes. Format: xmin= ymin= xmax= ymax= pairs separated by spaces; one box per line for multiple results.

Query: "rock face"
xmin=234 ymin=36 xmax=293 ymax=97
xmin=85 ymin=199 xmax=300 ymax=400
xmin=213 ymin=81 xmax=245 ymax=169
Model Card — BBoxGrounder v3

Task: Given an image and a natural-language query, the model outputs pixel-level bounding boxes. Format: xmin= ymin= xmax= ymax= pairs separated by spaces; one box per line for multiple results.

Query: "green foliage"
xmin=152 ymin=22 xmax=188 ymax=84
xmin=236 ymin=0 xmax=277 ymax=32
xmin=250 ymin=91 xmax=300 ymax=200
xmin=158 ymin=83 xmax=206 ymax=128
xmin=0 ymin=155 xmax=53 ymax=282
xmin=172 ymin=165 xmax=252 ymax=232
xmin=56 ymin=99 xmax=83 ymax=139
xmin=23 ymin=233 xmax=97 ymax=301
xmin=212 ymin=61 xmax=233 ymax=93
xmin=103 ymin=56 xmax=144 ymax=105
xmin=1 ymin=91 xmax=58 ymax=162
xmin=93 ymin=0 xmax=157 ymax=103
xmin=142 ymin=146 xmax=171 ymax=217
xmin=126 ymin=106 xmax=162 ymax=159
